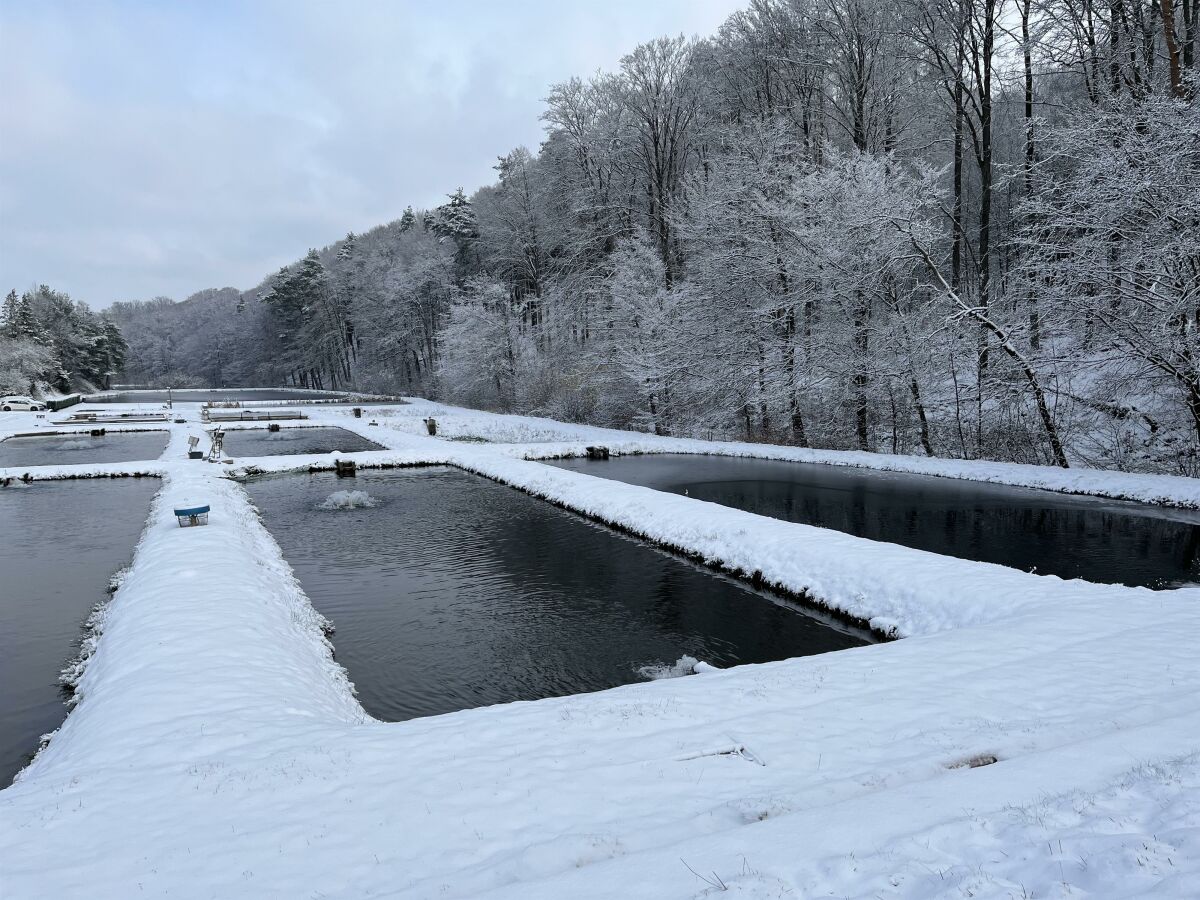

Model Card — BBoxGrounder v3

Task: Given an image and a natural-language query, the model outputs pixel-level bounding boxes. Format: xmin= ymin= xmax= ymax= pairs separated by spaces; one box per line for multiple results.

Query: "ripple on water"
xmin=246 ymin=467 xmax=868 ymax=722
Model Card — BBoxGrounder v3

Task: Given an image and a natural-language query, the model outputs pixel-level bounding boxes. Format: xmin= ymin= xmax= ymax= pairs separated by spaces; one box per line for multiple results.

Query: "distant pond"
xmin=547 ymin=454 xmax=1200 ymax=589
xmin=89 ymin=389 xmax=349 ymax=403
xmin=246 ymin=468 xmax=869 ymax=723
xmin=221 ymin=427 xmax=383 ymax=457
xmin=0 ymin=431 xmax=168 ymax=468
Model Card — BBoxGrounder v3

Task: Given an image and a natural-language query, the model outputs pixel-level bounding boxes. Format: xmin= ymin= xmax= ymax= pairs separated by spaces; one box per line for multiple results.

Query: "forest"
xmin=0 ymin=287 xmax=127 ymax=396
xmin=108 ymin=0 xmax=1199 ymax=474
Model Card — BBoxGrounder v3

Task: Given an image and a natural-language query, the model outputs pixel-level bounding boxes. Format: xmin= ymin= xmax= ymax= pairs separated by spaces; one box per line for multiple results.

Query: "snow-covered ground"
xmin=1 ymin=398 xmax=1199 ymax=898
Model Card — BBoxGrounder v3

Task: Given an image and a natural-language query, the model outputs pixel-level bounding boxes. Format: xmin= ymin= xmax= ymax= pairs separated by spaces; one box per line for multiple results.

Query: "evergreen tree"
xmin=431 ymin=188 xmax=479 ymax=240
xmin=98 ymin=318 xmax=128 ymax=388
xmin=1 ymin=290 xmax=18 ymax=337
xmin=260 ymin=250 xmax=354 ymax=389
xmin=2 ymin=290 xmax=48 ymax=344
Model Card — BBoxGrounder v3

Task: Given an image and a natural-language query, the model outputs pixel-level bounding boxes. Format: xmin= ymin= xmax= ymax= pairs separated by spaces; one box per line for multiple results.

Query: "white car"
xmin=0 ymin=396 xmax=46 ymax=411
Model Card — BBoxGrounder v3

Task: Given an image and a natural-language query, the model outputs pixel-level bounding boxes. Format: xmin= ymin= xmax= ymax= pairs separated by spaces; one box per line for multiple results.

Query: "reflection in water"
xmin=0 ymin=478 xmax=159 ymax=785
xmin=222 ymin=427 xmax=383 ymax=457
xmin=548 ymin=455 xmax=1200 ymax=588
xmin=246 ymin=468 xmax=868 ymax=722
xmin=0 ymin=431 xmax=168 ymax=467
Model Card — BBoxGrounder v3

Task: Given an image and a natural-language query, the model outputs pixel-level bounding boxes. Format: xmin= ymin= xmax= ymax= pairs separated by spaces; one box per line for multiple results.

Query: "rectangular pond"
xmin=0 ymin=430 xmax=168 ymax=468
xmin=547 ymin=454 xmax=1200 ymax=589
xmin=90 ymin=389 xmax=351 ymax=403
xmin=0 ymin=477 xmax=159 ymax=785
xmin=222 ymin=426 xmax=384 ymax=457
xmin=245 ymin=468 xmax=869 ymax=722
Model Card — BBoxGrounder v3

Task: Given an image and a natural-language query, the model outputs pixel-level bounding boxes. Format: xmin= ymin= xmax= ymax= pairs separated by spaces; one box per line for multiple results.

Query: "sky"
xmin=0 ymin=0 xmax=744 ymax=309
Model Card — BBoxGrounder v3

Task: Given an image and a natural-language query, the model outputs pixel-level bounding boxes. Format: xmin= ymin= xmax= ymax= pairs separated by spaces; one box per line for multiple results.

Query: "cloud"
xmin=0 ymin=0 xmax=744 ymax=308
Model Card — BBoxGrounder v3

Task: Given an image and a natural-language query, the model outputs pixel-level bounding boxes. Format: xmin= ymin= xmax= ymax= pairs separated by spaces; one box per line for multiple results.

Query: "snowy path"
xmin=1 ymin=401 xmax=1199 ymax=898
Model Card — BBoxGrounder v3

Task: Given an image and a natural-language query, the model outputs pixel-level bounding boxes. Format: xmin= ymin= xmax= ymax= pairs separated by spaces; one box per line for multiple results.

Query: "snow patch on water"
xmin=638 ymin=655 xmax=706 ymax=680
xmin=317 ymin=490 xmax=379 ymax=511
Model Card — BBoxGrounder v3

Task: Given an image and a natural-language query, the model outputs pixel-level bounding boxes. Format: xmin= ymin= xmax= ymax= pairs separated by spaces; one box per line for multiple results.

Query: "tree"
xmin=398 ymin=206 xmax=417 ymax=233
xmin=0 ymin=285 xmax=128 ymax=392
xmin=100 ymin=0 xmax=1199 ymax=474
xmin=438 ymin=276 xmax=529 ymax=410
xmin=616 ymin=36 xmax=703 ymax=285
xmin=2 ymin=289 xmax=48 ymax=344
xmin=1018 ymin=90 xmax=1200 ymax=459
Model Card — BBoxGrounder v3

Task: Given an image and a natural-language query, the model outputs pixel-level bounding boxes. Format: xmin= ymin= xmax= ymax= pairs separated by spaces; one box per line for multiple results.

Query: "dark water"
xmin=89 ymin=389 xmax=351 ymax=403
xmin=0 ymin=478 xmax=159 ymax=785
xmin=547 ymin=455 xmax=1200 ymax=588
xmin=0 ymin=431 xmax=168 ymax=468
xmin=222 ymin=427 xmax=384 ymax=457
xmin=245 ymin=468 xmax=868 ymax=721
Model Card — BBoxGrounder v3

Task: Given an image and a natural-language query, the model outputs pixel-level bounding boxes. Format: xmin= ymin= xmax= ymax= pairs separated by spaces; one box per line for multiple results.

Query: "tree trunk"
xmin=952 ymin=27 xmax=966 ymax=290
xmin=910 ymin=375 xmax=933 ymax=456
xmin=977 ymin=0 xmax=995 ymax=380
xmin=1183 ymin=0 xmax=1195 ymax=71
xmin=757 ymin=339 xmax=771 ymax=438
xmin=853 ymin=291 xmax=870 ymax=451
xmin=1162 ymin=0 xmax=1189 ymax=97
xmin=1022 ymin=0 xmax=1040 ymax=350
xmin=909 ymin=236 xmax=1070 ymax=468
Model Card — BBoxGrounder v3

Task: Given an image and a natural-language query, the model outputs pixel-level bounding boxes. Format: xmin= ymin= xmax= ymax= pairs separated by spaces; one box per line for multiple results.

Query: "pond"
xmin=546 ymin=454 xmax=1200 ymax=589
xmin=0 ymin=431 xmax=168 ymax=468
xmin=245 ymin=468 xmax=868 ymax=722
xmin=221 ymin=427 xmax=384 ymax=457
xmin=0 ymin=478 xmax=159 ymax=786
xmin=89 ymin=389 xmax=350 ymax=403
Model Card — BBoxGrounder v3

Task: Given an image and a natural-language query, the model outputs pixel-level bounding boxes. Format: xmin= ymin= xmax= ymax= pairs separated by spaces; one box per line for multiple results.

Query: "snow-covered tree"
xmin=106 ymin=0 xmax=1199 ymax=473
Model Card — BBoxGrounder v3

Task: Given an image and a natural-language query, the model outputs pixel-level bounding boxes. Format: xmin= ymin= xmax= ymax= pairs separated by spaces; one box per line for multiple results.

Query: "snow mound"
xmin=317 ymin=489 xmax=379 ymax=510
xmin=638 ymin=655 xmax=705 ymax=680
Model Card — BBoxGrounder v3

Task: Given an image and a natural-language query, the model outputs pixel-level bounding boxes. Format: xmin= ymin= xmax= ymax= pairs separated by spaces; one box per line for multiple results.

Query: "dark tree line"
xmin=0 ymin=286 xmax=127 ymax=395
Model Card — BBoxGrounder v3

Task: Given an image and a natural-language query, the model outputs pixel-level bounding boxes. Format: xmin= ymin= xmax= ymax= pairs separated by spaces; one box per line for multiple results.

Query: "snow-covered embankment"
xmin=1 ymin=401 xmax=1199 ymax=898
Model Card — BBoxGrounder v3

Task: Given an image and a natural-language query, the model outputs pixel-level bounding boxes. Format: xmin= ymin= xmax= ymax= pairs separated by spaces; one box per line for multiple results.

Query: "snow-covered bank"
xmin=10 ymin=402 xmax=1191 ymax=637
xmin=2 ymin=399 xmax=1200 ymax=898
xmin=0 ymin=413 xmax=173 ymax=480
xmin=239 ymin=407 xmax=1191 ymax=638
xmin=360 ymin=398 xmax=1200 ymax=508
xmin=3 ymin=510 xmax=1199 ymax=897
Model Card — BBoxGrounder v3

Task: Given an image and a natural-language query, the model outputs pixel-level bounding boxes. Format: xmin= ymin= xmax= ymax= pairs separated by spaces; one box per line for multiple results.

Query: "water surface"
xmin=89 ymin=389 xmax=348 ymax=403
xmin=222 ymin=426 xmax=383 ymax=457
xmin=0 ymin=431 xmax=168 ymax=468
xmin=246 ymin=468 xmax=867 ymax=722
xmin=0 ymin=478 xmax=159 ymax=785
xmin=547 ymin=454 xmax=1200 ymax=588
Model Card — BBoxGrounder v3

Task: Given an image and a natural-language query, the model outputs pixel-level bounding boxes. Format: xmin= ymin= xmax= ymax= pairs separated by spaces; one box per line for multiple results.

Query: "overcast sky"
xmin=0 ymin=0 xmax=743 ymax=308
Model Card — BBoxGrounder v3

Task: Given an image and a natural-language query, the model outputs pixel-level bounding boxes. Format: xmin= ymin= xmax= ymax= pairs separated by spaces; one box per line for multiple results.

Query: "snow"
xmin=384 ymin=399 xmax=1200 ymax=509
xmin=316 ymin=489 xmax=380 ymax=510
xmin=636 ymin=654 xmax=708 ymax=679
xmin=1 ymin=398 xmax=1199 ymax=898
xmin=227 ymin=404 xmax=1196 ymax=638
